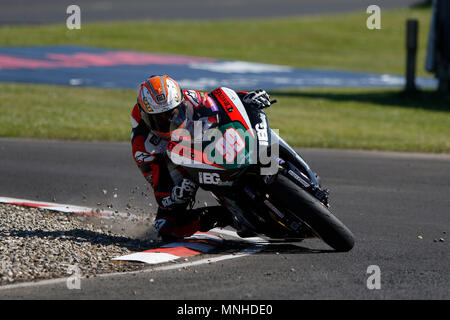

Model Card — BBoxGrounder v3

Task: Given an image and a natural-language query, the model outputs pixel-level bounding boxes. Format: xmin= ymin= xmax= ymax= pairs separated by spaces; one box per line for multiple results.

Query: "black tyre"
xmin=268 ymin=174 xmax=355 ymax=252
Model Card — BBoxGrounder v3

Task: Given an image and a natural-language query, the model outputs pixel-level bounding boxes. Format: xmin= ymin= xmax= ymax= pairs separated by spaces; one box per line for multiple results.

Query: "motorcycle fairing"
xmin=167 ymin=87 xmax=272 ymax=186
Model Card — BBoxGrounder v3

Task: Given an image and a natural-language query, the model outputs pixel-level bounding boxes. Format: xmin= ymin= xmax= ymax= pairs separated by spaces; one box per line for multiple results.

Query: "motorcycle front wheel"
xmin=268 ymin=174 xmax=355 ymax=252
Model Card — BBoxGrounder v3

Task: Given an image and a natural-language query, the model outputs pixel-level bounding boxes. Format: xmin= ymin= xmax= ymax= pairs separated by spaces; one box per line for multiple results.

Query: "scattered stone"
xmin=0 ymin=203 xmax=155 ymax=286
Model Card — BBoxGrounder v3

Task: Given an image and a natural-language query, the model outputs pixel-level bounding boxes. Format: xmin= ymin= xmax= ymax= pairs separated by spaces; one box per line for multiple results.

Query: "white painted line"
xmin=113 ymin=252 xmax=179 ymax=264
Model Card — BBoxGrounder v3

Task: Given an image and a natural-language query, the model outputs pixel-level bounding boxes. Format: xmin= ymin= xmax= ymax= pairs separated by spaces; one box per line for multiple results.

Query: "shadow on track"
xmin=219 ymin=239 xmax=335 ymax=254
xmin=1 ymin=228 xmax=157 ymax=252
xmin=272 ymin=89 xmax=450 ymax=112
xmin=1 ymin=228 xmax=336 ymax=257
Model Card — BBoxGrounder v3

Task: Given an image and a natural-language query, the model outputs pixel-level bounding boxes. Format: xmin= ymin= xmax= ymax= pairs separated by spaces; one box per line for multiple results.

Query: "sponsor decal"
xmin=156 ymin=93 xmax=166 ymax=102
xmin=198 ymin=172 xmax=220 ymax=184
xmin=255 ymin=114 xmax=269 ymax=146
xmin=142 ymin=96 xmax=153 ymax=112
xmin=134 ymin=151 xmax=155 ymax=163
xmin=149 ymin=134 xmax=162 ymax=146
xmin=154 ymin=219 xmax=167 ymax=231
xmin=161 ymin=196 xmax=174 ymax=207
xmin=198 ymin=172 xmax=233 ymax=186
xmin=175 ymin=91 xmax=181 ymax=103
xmin=287 ymin=169 xmax=309 ymax=188
xmin=185 ymin=90 xmax=200 ymax=106
xmin=212 ymin=88 xmax=233 ymax=112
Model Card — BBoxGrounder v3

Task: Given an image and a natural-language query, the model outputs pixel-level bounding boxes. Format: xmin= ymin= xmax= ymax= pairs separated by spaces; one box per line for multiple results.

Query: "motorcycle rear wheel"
xmin=268 ymin=174 xmax=355 ymax=252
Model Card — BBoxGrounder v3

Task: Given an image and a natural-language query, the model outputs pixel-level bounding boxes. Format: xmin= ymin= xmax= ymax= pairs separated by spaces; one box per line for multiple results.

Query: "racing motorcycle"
xmin=167 ymin=87 xmax=355 ymax=252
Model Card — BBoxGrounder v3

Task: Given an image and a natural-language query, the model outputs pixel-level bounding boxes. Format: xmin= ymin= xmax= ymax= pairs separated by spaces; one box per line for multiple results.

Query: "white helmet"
xmin=137 ymin=75 xmax=187 ymax=138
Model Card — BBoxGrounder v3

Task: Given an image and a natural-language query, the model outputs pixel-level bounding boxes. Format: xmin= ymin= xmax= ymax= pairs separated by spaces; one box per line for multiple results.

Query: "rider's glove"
xmin=243 ymin=90 xmax=271 ymax=109
xmin=171 ymin=178 xmax=198 ymax=204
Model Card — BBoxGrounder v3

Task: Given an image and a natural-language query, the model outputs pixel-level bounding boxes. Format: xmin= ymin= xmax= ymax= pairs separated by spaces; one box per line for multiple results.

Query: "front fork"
xmin=268 ymin=130 xmax=329 ymax=206
xmin=272 ymin=130 xmax=320 ymax=187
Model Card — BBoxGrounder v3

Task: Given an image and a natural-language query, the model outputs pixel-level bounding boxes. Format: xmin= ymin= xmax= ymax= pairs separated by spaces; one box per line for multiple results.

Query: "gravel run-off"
xmin=0 ymin=203 xmax=158 ymax=285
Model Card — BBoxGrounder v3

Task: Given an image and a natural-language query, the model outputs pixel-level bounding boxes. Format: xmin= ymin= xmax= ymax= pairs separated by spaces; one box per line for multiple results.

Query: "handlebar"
xmin=259 ymin=99 xmax=277 ymax=109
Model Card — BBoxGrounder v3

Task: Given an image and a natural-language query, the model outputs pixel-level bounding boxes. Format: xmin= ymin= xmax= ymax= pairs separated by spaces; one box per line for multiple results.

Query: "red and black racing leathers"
xmin=130 ymin=89 xmax=235 ymax=240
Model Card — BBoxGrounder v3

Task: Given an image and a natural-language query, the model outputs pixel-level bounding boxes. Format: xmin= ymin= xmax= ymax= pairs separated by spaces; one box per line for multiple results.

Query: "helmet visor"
xmin=140 ymin=102 xmax=191 ymax=136
xmin=169 ymin=103 xmax=192 ymax=133
xmin=144 ymin=110 xmax=172 ymax=134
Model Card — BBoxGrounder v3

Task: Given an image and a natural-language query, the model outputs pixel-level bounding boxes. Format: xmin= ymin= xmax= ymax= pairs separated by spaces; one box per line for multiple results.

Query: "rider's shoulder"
xmin=130 ymin=103 xmax=141 ymax=126
xmin=183 ymin=89 xmax=203 ymax=109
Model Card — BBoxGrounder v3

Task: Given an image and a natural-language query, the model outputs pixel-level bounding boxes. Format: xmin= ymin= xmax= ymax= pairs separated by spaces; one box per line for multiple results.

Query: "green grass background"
xmin=0 ymin=7 xmax=433 ymax=76
xmin=1 ymin=83 xmax=448 ymax=153
xmin=0 ymin=7 xmax=449 ymax=153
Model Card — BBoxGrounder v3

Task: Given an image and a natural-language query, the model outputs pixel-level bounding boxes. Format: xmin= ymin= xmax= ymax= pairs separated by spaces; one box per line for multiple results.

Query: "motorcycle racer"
xmin=130 ymin=75 xmax=271 ymax=241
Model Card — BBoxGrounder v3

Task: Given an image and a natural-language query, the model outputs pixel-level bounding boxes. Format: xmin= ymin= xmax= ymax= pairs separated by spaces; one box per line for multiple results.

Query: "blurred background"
xmin=0 ymin=0 xmax=448 ymax=153
xmin=1 ymin=1 xmax=449 ymax=298
xmin=0 ymin=0 xmax=424 ymax=24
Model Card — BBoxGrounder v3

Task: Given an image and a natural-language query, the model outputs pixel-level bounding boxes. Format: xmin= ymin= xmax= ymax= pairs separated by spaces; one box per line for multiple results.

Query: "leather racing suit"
xmin=130 ymin=89 xmax=235 ymax=241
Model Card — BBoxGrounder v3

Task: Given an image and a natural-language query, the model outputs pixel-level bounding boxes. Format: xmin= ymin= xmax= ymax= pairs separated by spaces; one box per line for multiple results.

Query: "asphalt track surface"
xmin=1 ymin=0 xmax=421 ymax=25
xmin=0 ymin=138 xmax=449 ymax=299
xmin=1 ymin=0 xmax=445 ymax=303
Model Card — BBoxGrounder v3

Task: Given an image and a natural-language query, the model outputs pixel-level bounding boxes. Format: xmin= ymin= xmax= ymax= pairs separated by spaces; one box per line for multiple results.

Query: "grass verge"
xmin=1 ymin=83 xmax=448 ymax=153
